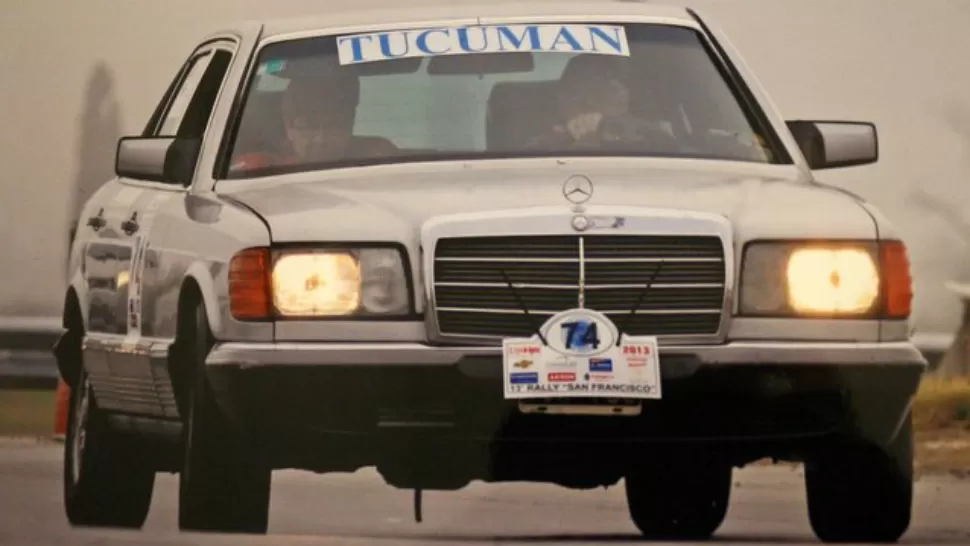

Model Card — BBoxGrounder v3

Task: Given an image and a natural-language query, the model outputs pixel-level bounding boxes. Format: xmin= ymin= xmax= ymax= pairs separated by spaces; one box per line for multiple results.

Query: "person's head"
xmin=280 ymin=60 xmax=360 ymax=160
xmin=556 ymin=54 xmax=631 ymax=120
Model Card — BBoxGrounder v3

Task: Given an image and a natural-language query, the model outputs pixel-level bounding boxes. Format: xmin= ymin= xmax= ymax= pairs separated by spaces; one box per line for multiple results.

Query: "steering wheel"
xmin=597 ymin=115 xmax=680 ymax=151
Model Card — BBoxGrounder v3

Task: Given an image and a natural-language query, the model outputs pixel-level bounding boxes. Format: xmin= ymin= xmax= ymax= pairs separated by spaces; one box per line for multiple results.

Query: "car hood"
xmin=222 ymin=158 xmax=876 ymax=244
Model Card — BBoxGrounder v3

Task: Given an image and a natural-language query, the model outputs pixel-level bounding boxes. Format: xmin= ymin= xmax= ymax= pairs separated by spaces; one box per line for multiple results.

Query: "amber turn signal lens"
xmin=229 ymin=248 xmax=272 ymax=320
xmin=879 ymin=240 xmax=912 ymax=319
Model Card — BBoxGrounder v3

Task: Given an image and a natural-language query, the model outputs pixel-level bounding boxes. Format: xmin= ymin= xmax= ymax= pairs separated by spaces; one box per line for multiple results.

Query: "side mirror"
xmin=785 ymin=120 xmax=878 ymax=170
xmin=115 ymin=136 xmax=201 ymax=185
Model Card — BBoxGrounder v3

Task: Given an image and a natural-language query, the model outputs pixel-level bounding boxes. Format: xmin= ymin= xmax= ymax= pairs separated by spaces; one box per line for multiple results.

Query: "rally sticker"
xmin=337 ymin=24 xmax=630 ymax=65
xmin=123 ymin=194 xmax=168 ymax=345
xmin=502 ymin=309 xmax=661 ymax=401
xmin=257 ymin=59 xmax=287 ymax=75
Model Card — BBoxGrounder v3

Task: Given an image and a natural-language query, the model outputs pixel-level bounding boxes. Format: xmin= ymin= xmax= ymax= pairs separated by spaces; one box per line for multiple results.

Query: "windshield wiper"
xmin=615 ymin=260 xmax=665 ymax=346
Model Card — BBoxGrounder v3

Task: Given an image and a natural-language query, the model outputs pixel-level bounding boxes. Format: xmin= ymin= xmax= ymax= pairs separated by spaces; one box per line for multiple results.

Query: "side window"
xmin=156 ymin=52 xmax=215 ymax=136
xmin=174 ymin=49 xmax=234 ymax=139
xmin=149 ymin=46 xmax=234 ymax=140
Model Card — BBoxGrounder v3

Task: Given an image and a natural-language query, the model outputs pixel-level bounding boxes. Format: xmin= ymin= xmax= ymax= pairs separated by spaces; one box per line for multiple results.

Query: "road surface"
xmin=1 ymin=440 xmax=968 ymax=545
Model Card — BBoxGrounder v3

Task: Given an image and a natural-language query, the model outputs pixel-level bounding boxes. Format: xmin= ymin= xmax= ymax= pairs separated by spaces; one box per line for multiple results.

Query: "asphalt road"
xmin=1 ymin=440 xmax=968 ymax=546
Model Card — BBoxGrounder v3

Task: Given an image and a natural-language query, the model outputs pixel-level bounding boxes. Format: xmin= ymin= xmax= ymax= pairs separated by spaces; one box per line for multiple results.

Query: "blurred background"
xmin=2 ymin=0 xmax=968 ymax=339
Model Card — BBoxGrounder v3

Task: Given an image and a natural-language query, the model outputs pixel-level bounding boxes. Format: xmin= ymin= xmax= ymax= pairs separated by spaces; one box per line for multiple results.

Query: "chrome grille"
xmin=432 ymin=234 xmax=726 ymax=339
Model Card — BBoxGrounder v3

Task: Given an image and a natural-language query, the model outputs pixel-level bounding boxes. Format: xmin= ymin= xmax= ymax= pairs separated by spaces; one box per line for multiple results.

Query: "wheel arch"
xmin=54 ymin=288 xmax=84 ymax=388
xmin=168 ymin=273 xmax=215 ymax=420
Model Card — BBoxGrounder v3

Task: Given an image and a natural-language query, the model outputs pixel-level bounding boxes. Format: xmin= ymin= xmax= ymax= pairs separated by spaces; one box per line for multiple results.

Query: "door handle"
xmin=86 ymin=209 xmax=106 ymax=231
xmin=121 ymin=212 xmax=139 ymax=236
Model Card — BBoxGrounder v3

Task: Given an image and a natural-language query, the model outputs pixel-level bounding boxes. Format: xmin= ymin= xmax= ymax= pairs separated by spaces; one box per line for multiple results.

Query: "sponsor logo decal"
xmin=547 ymin=355 xmax=580 ymax=369
xmin=509 ymin=345 xmax=541 ymax=356
xmin=510 ymin=372 xmax=539 ymax=385
xmin=548 ymin=372 xmax=576 ymax=382
xmin=589 ymin=357 xmax=613 ymax=372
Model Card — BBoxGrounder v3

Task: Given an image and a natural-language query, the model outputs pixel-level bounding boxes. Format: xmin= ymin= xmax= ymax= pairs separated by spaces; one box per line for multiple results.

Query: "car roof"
xmin=233 ymin=1 xmax=699 ymax=41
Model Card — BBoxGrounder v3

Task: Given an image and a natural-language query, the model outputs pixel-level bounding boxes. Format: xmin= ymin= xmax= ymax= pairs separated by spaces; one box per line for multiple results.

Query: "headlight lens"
xmin=358 ymin=248 xmax=411 ymax=314
xmin=272 ymin=252 xmax=362 ymax=316
xmin=230 ymin=246 xmax=411 ymax=319
xmin=271 ymin=248 xmax=410 ymax=317
xmin=740 ymin=242 xmax=881 ymax=317
xmin=786 ymin=247 xmax=879 ymax=314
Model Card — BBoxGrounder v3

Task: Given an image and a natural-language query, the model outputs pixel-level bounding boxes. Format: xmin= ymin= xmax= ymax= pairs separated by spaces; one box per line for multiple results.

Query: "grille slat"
xmin=435 ymin=236 xmax=579 ymax=259
xmin=432 ymin=234 xmax=726 ymax=338
xmin=436 ymin=311 xmax=723 ymax=338
xmin=436 ymin=261 xmax=581 ymax=284
xmin=585 ymin=261 xmax=726 ymax=285
xmin=435 ymin=261 xmax=724 ymax=285
xmin=434 ymin=286 xmax=725 ymax=311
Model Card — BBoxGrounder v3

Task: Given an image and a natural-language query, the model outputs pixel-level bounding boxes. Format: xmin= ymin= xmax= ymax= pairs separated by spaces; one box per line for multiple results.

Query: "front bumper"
xmin=207 ymin=340 xmax=926 ymax=377
xmin=205 ymin=340 xmax=925 ymax=452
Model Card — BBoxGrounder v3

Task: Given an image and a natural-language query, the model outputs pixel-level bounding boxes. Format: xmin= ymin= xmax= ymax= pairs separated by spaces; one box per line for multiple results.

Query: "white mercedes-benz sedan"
xmin=55 ymin=2 xmax=925 ymax=542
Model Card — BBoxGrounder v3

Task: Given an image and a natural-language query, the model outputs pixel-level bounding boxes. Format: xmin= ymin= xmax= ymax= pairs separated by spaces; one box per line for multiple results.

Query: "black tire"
xmin=63 ymin=362 xmax=156 ymax=527
xmin=805 ymin=413 xmax=913 ymax=543
xmin=178 ymin=302 xmax=272 ymax=534
xmin=625 ymin=457 xmax=732 ymax=540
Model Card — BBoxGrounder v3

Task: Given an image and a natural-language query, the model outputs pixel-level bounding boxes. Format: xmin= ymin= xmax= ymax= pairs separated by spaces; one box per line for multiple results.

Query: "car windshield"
xmin=223 ymin=22 xmax=783 ymax=179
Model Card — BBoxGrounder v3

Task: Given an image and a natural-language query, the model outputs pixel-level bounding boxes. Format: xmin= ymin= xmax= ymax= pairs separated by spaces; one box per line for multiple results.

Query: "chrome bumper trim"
xmin=206 ymin=340 xmax=928 ymax=369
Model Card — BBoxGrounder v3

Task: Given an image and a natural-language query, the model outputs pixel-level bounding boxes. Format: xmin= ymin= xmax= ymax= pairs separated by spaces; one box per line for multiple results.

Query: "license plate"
xmin=518 ymin=398 xmax=643 ymax=416
xmin=502 ymin=308 xmax=662 ymax=403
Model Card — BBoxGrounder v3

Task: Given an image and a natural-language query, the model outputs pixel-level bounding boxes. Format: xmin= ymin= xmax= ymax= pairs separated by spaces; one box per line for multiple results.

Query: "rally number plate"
xmin=502 ymin=308 xmax=662 ymax=402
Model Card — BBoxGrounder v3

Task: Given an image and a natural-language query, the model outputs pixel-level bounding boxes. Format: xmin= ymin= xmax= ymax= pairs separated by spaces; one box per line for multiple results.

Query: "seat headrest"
xmin=560 ymin=53 xmax=630 ymax=85
xmin=486 ymin=80 xmax=561 ymax=151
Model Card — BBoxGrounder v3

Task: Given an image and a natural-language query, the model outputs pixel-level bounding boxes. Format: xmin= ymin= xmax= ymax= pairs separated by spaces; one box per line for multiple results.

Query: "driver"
xmin=528 ymin=55 xmax=632 ymax=149
xmin=231 ymin=60 xmax=397 ymax=171
xmin=528 ymin=54 xmax=670 ymax=150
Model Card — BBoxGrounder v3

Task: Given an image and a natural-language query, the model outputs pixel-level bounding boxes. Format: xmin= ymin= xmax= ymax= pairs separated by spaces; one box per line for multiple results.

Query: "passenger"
xmin=528 ymin=55 xmax=630 ymax=148
xmin=231 ymin=60 xmax=397 ymax=171
xmin=529 ymin=54 xmax=671 ymax=150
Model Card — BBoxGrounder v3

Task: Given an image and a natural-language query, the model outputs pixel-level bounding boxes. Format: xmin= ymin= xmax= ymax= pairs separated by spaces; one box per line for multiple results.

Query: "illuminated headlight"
xmin=271 ymin=248 xmax=410 ymax=317
xmin=740 ymin=242 xmax=883 ymax=317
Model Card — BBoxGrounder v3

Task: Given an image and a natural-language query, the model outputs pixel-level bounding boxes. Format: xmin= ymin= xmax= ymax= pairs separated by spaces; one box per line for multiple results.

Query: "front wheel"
xmin=63 ymin=366 xmax=156 ymax=528
xmin=805 ymin=414 xmax=914 ymax=543
xmin=625 ymin=456 xmax=732 ymax=540
xmin=178 ymin=302 xmax=272 ymax=534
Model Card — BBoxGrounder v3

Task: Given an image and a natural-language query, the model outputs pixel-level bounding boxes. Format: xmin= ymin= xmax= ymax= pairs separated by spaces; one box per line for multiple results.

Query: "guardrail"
xmin=913 ymin=332 xmax=953 ymax=373
xmin=0 ymin=317 xmax=62 ymax=389
xmin=0 ymin=315 xmax=961 ymax=390
xmin=933 ymin=282 xmax=970 ymax=378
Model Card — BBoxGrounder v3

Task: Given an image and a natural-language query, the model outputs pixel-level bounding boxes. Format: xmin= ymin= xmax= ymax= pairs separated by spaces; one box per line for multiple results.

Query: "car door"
xmin=119 ymin=47 xmax=222 ymax=345
xmin=87 ymin=43 xmax=237 ymax=417
xmin=80 ymin=184 xmax=144 ymax=338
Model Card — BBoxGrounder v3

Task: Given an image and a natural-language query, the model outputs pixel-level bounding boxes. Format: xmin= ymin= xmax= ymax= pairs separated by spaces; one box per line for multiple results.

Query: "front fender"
xmin=183 ymin=261 xmax=226 ymax=339
xmin=179 ymin=257 xmax=273 ymax=344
